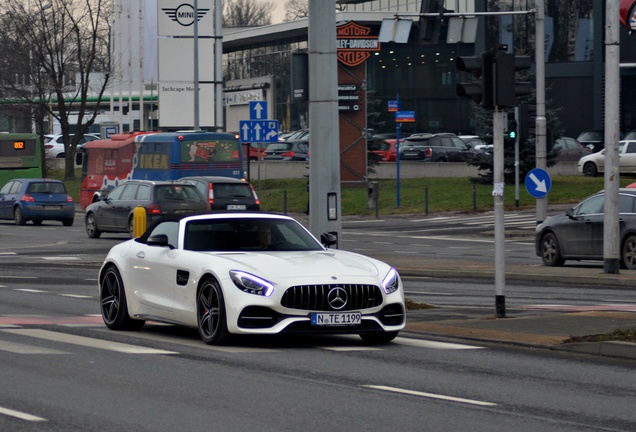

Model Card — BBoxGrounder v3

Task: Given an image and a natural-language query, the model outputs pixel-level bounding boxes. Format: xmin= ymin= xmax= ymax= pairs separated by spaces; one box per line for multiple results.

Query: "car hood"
xmin=211 ymin=249 xmax=384 ymax=279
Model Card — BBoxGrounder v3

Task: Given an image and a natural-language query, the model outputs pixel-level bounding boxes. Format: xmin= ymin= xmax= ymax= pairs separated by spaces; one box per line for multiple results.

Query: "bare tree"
xmin=0 ymin=0 xmax=111 ymax=180
xmin=223 ymin=0 xmax=276 ymax=27
xmin=284 ymin=0 xmax=347 ymax=21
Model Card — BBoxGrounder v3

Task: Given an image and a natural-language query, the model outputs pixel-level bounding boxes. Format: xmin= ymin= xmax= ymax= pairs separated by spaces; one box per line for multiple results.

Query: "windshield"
xmin=184 ymin=218 xmax=323 ymax=252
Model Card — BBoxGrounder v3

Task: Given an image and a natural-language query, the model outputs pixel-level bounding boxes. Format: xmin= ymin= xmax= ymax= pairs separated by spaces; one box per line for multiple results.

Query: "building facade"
xmin=223 ymin=0 xmax=636 ymax=146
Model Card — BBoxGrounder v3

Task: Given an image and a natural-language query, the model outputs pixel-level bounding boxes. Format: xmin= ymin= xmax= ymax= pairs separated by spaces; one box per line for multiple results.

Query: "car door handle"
xmin=136 ymin=251 xmax=145 ymax=259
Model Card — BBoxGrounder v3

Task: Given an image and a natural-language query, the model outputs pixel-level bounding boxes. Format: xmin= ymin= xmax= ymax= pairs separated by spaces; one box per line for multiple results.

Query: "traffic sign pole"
xmin=493 ymin=108 xmax=506 ymax=318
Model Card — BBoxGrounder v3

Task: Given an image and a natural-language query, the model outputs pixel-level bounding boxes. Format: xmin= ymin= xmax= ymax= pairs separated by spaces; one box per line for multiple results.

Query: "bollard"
xmin=133 ymin=205 xmax=147 ymax=238
xmin=424 ymin=188 xmax=429 ymax=215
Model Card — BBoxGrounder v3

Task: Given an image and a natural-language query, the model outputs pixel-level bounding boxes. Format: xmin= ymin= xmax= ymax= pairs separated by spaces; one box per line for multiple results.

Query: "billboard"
xmin=157 ymin=0 xmax=218 ymax=128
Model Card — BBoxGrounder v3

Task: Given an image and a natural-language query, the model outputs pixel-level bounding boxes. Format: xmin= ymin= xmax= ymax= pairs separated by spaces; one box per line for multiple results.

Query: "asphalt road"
xmin=0 ymin=212 xmax=635 ymax=430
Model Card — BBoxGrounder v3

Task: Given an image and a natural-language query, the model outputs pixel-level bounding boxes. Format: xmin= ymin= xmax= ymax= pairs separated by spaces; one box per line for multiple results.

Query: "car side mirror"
xmin=147 ymin=234 xmax=172 ymax=248
xmin=320 ymin=232 xmax=338 ymax=248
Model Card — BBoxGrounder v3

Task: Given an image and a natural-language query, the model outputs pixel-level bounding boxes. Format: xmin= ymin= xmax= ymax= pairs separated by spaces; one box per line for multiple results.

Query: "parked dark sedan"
xmin=181 ymin=176 xmax=260 ymax=211
xmin=552 ymin=137 xmax=591 ymax=162
xmin=85 ymin=180 xmax=209 ymax=238
xmin=262 ymin=140 xmax=309 ymax=161
xmin=535 ymin=189 xmax=636 ymax=269
xmin=0 ymin=178 xmax=75 ymax=226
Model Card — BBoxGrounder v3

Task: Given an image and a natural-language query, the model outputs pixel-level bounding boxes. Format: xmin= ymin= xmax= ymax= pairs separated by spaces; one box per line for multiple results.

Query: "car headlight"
xmin=230 ymin=270 xmax=275 ymax=297
xmin=381 ymin=268 xmax=399 ymax=294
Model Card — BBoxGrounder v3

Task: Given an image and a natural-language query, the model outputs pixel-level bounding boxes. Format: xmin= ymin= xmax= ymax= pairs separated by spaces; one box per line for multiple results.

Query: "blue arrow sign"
xmin=525 ymin=168 xmax=551 ymax=198
xmin=239 ymin=120 xmax=279 ymax=143
xmin=250 ymin=101 xmax=268 ymax=120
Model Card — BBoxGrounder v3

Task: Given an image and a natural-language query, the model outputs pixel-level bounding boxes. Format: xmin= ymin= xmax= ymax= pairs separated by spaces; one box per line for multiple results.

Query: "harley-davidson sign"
xmin=337 ymin=22 xmax=381 ymax=67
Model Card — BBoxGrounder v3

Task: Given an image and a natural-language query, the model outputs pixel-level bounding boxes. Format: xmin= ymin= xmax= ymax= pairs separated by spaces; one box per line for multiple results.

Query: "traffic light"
xmin=508 ymin=117 xmax=518 ymax=140
xmin=494 ymin=51 xmax=533 ymax=107
xmin=456 ymin=51 xmax=494 ymax=109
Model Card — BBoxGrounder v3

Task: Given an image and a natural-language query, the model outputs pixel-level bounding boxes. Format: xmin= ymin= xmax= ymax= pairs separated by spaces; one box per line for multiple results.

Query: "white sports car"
xmin=98 ymin=213 xmax=406 ymax=345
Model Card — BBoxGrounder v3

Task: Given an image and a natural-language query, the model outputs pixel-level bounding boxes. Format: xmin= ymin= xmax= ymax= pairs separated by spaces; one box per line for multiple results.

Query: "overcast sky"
xmin=272 ymin=2 xmax=285 ymax=24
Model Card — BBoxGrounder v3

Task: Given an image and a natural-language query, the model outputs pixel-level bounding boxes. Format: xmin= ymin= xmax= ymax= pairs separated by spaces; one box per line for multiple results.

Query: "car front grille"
xmin=281 ymin=284 xmax=383 ymax=311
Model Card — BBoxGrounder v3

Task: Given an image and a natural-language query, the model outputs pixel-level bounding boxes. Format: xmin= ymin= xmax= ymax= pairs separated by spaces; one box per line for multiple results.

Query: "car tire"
xmin=583 ymin=162 xmax=598 ymax=177
xmin=14 ymin=207 xmax=25 ymax=226
xmin=62 ymin=218 xmax=74 ymax=227
xmin=540 ymin=232 xmax=565 ymax=266
xmin=197 ymin=277 xmax=231 ymax=345
xmin=100 ymin=265 xmax=145 ymax=331
xmin=621 ymin=234 xmax=636 ymax=270
xmin=359 ymin=331 xmax=399 ymax=344
xmin=86 ymin=212 xmax=102 ymax=238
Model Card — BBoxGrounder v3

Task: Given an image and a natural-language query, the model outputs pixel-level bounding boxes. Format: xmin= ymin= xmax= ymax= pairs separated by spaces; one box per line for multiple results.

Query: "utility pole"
xmin=308 ymin=0 xmax=341 ymax=243
xmin=604 ymin=0 xmax=621 ymax=274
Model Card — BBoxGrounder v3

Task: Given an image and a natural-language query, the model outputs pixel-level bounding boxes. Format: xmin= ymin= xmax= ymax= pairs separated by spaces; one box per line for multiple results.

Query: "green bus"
xmin=0 ymin=133 xmax=43 ymax=186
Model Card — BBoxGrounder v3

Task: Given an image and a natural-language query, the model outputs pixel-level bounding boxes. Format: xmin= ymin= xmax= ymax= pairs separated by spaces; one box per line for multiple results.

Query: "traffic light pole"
xmin=493 ymin=108 xmax=506 ymax=318
xmin=514 ymin=106 xmax=520 ymax=207
xmin=535 ymin=0 xmax=548 ymax=225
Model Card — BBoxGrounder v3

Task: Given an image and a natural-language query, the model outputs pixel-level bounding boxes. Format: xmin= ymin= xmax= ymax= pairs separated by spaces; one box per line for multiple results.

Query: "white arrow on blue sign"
xmin=239 ymin=120 xmax=279 ymax=143
xmin=525 ymin=168 xmax=551 ymax=198
xmin=250 ymin=101 xmax=268 ymax=120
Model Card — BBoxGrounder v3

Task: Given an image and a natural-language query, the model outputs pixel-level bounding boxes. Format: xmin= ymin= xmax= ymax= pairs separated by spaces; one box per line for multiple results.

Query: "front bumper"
xmin=232 ymin=303 xmax=405 ymax=335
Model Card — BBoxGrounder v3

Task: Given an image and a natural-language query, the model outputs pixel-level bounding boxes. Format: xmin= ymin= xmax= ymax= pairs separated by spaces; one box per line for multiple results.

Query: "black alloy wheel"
xmin=100 ymin=266 xmax=145 ymax=330
xmin=197 ymin=277 xmax=231 ymax=345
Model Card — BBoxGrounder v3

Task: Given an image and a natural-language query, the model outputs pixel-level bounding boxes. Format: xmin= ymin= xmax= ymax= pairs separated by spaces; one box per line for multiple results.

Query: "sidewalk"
xmin=390 ymin=255 xmax=636 ymax=360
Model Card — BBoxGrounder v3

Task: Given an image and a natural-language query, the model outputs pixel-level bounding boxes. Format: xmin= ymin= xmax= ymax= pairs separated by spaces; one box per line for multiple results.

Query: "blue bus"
xmin=80 ymin=131 xmax=244 ymax=208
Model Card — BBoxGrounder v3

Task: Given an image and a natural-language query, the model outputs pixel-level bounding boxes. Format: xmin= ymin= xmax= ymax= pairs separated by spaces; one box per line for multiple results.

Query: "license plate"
xmin=227 ymin=204 xmax=246 ymax=210
xmin=311 ymin=312 xmax=361 ymax=326
xmin=44 ymin=206 xmax=62 ymax=210
xmin=174 ymin=209 xmax=193 ymax=214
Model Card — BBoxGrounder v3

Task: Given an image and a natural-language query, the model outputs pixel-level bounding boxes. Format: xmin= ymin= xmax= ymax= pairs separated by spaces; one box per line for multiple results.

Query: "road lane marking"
xmin=0 ymin=406 xmax=47 ymax=422
xmin=2 ymin=329 xmax=178 ymax=355
xmin=362 ymin=385 xmax=497 ymax=407
xmin=14 ymin=289 xmax=46 ymax=293
xmin=59 ymin=294 xmax=93 ymax=299
xmin=393 ymin=337 xmax=484 ymax=350
xmin=41 ymin=256 xmax=79 ymax=261
xmin=0 ymin=275 xmax=37 ymax=279
xmin=0 ymin=340 xmax=68 ymax=355
xmin=323 ymin=346 xmax=383 ymax=352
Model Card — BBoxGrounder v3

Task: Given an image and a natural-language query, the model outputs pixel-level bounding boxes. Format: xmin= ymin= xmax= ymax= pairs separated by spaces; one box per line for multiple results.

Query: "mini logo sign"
xmin=162 ymin=3 xmax=209 ymax=27
xmin=337 ymin=22 xmax=381 ymax=67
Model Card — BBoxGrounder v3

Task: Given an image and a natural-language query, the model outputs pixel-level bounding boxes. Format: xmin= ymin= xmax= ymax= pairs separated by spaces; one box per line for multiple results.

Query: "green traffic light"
xmin=509 ymin=131 xmax=517 ymax=139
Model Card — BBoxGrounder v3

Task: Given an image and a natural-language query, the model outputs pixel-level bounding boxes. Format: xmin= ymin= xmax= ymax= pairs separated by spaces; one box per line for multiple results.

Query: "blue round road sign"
xmin=525 ymin=168 xmax=551 ymax=198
